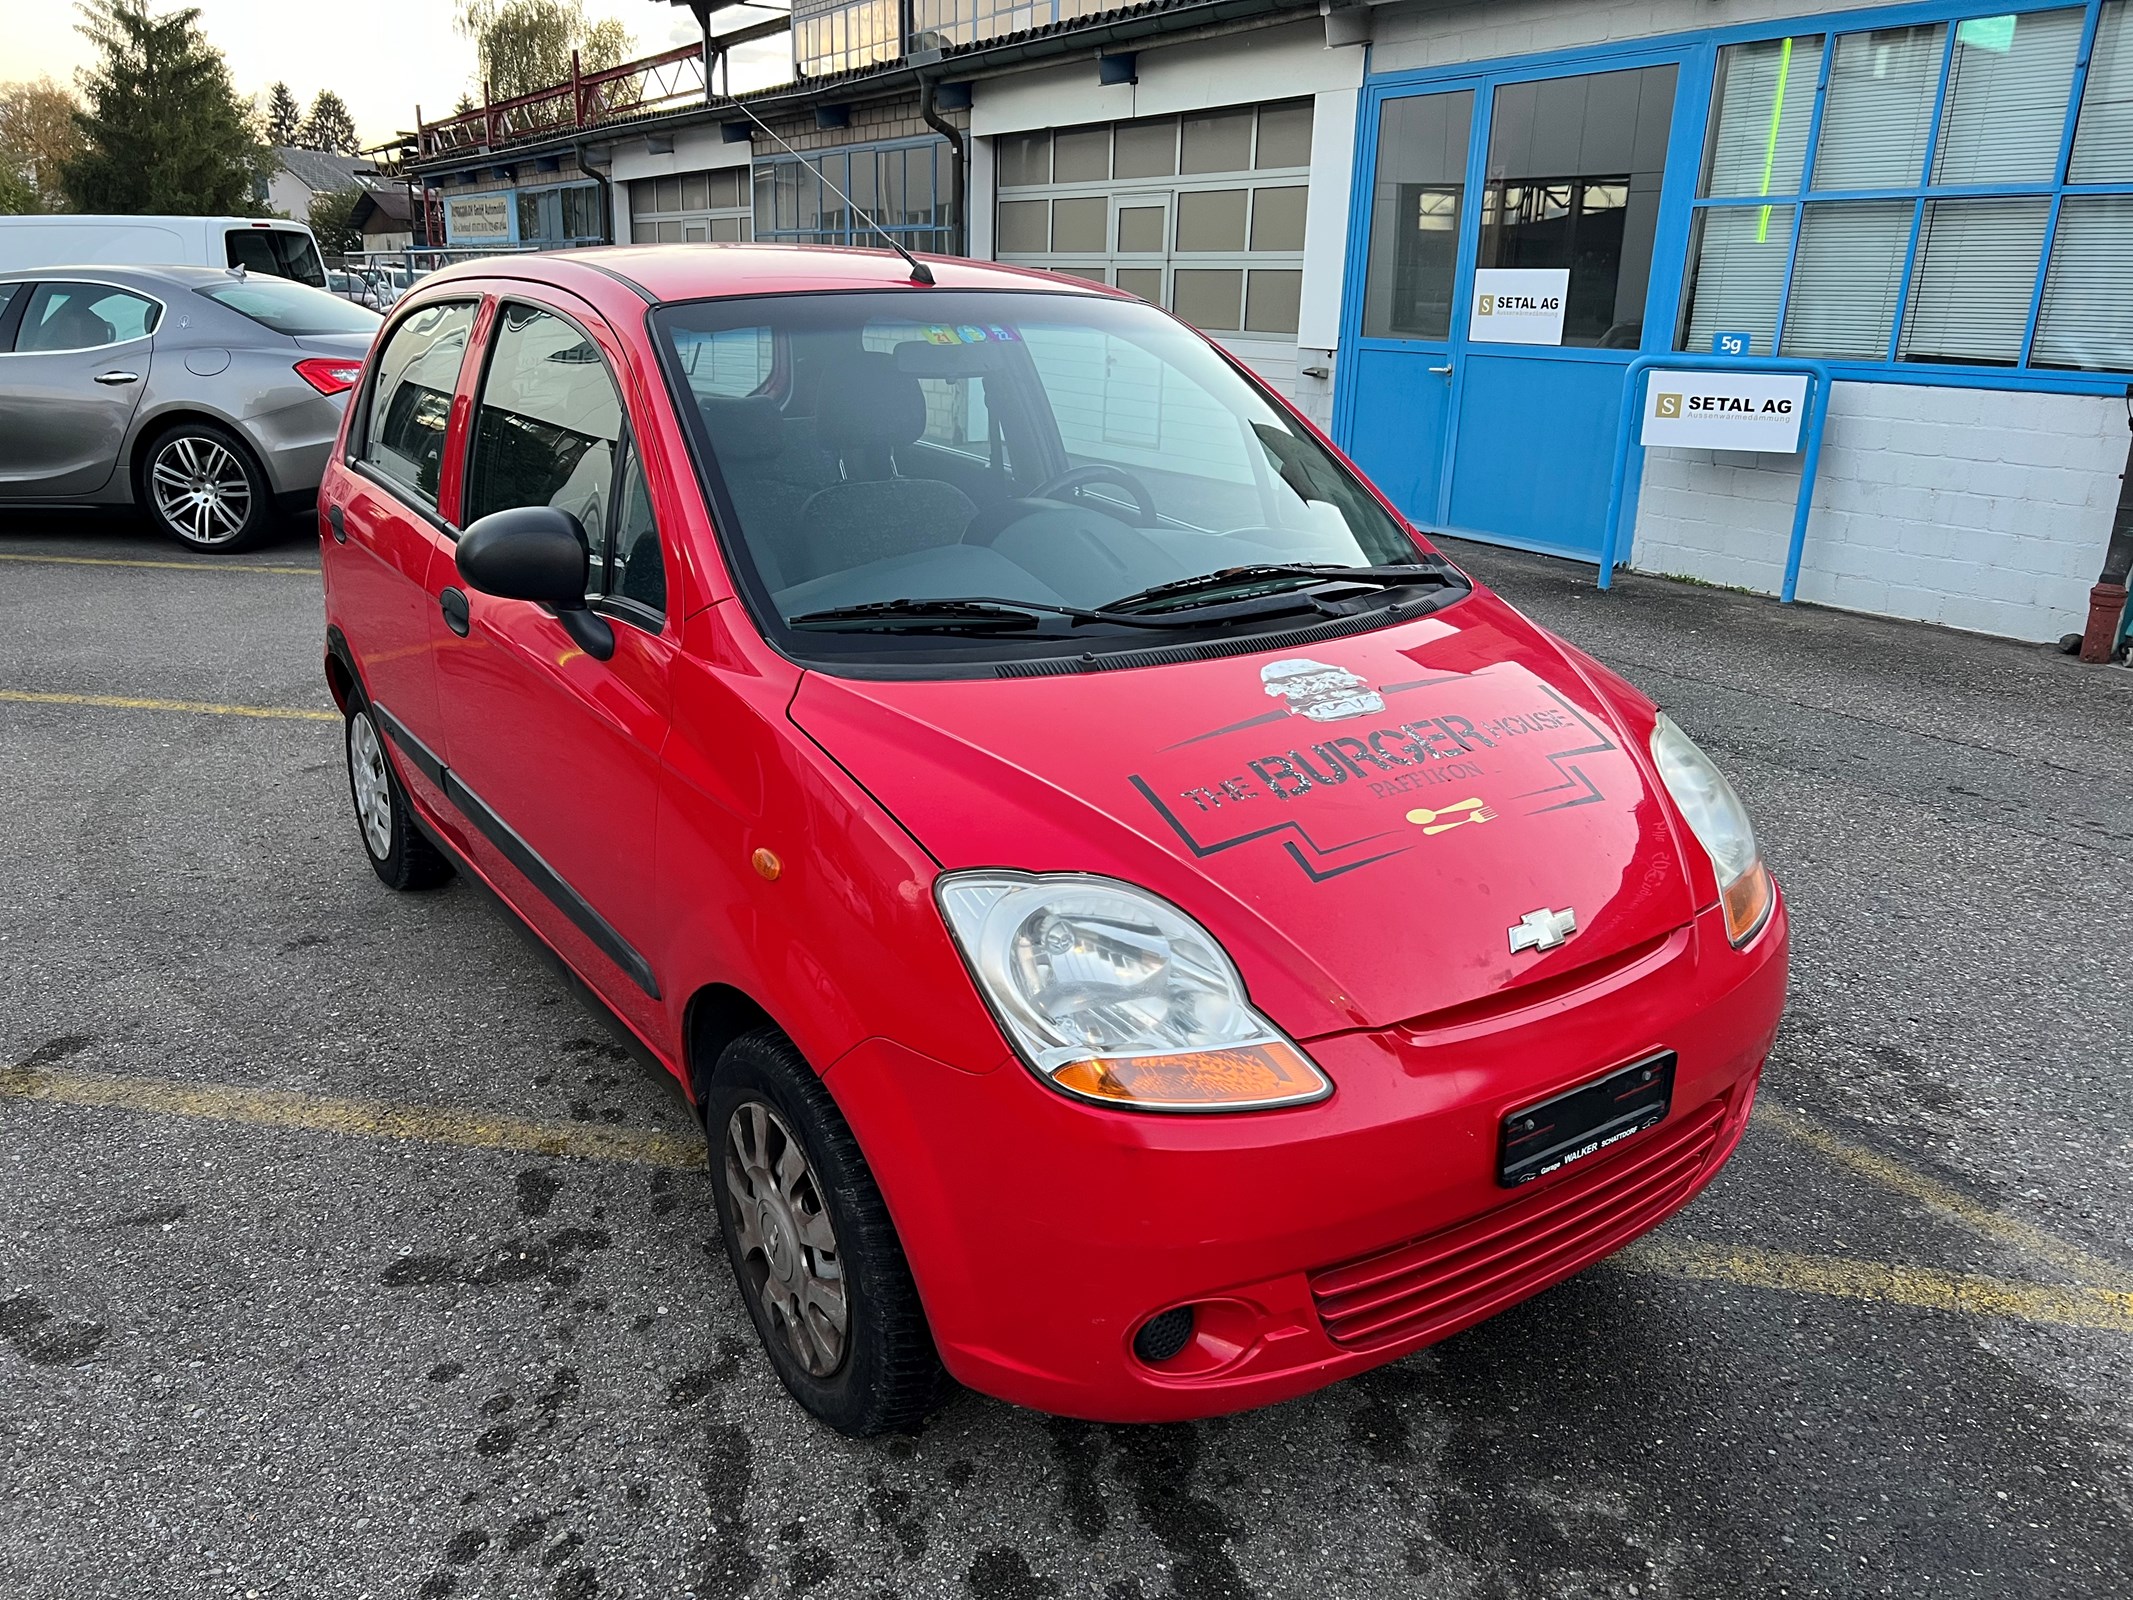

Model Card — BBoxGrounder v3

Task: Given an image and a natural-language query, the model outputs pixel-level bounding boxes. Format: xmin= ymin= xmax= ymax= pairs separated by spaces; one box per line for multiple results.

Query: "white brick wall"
xmin=1630 ymin=383 xmax=2126 ymax=642
xmin=1369 ymin=0 xmax=1846 ymax=71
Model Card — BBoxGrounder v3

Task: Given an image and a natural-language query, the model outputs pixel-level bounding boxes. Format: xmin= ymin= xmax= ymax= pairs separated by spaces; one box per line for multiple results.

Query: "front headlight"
xmin=1650 ymin=713 xmax=1773 ymax=947
xmin=935 ymin=872 xmax=1331 ymax=1112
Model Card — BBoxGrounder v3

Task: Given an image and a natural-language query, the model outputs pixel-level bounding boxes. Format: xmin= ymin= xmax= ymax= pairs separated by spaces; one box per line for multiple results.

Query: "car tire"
xmin=138 ymin=420 xmax=275 ymax=553
xmin=706 ymin=1027 xmax=948 ymax=1436
xmin=344 ymin=700 xmax=452 ymax=892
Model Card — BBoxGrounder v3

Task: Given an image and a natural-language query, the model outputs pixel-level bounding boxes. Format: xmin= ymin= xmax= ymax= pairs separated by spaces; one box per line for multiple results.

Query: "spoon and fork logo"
xmin=1405 ymin=797 xmax=1497 ymax=834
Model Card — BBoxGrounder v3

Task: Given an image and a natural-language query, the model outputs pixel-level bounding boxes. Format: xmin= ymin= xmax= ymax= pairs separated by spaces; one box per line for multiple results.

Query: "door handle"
xmin=440 ymin=587 xmax=470 ymax=636
xmin=325 ymin=503 xmax=346 ymax=543
xmin=1428 ymin=364 xmax=1453 ymax=376
xmin=94 ymin=370 xmax=141 ymax=385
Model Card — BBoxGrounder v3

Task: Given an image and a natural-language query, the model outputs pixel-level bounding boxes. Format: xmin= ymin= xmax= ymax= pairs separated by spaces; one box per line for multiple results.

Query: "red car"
xmin=320 ymin=246 xmax=1786 ymax=1435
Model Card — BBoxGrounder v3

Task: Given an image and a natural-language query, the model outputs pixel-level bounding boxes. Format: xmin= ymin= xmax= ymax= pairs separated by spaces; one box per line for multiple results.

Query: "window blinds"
xmin=1682 ymin=206 xmax=1794 ymax=353
xmin=2072 ymin=1 xmax=2133 ymax=180
xmin=1934 ymin=9 xmax=2085 ymax=183
xmin=1702 ymin=35 xmax=1821 ymax=197
xmin=1899 ymin=198 xmax=2051 ymax=362
xmin=1813 ymin=26 xmax=1945 ymax=189
xmin=1782 ymin=201 xmax=1912 ymax=357
xmin=2033 ymin=196 xmax=2133 ymax=368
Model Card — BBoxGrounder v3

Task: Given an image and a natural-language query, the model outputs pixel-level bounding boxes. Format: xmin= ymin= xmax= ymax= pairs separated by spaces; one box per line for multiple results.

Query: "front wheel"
xmin=139 ymin=422 xmax=273 ymax=553
xmin=707 ymin=1028 xmax=947 ymax=1436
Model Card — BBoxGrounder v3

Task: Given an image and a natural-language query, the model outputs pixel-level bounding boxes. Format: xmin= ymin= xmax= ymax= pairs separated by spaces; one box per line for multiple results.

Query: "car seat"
xmin=698 ymin=394 xmax=809 ymax=590
xmin=23 ymin=299 xmax=115 ymax=352
xmin=788 ymin=352 xmax=976 ymax=587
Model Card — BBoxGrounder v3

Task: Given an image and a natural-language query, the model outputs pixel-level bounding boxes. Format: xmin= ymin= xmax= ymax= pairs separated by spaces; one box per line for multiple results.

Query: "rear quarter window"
xmin=225 ymin=227 xmax=327 ymax=287
xmin=198 ymin=278 xmax=381 ymax=337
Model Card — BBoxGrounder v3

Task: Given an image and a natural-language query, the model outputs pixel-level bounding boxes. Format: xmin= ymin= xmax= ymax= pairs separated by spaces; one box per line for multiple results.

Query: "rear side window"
xmin=466 ymin=302 xmax=663 ymax=621
xmin=198 ymin=277 xmax=379 ymax=336
xmin=13 ymin=282 xmax=161 ymax=352
xmin=225 ymin=227 xmax=327 ymax=288
xmin=359 ymin=300 xmax=477 ymax=508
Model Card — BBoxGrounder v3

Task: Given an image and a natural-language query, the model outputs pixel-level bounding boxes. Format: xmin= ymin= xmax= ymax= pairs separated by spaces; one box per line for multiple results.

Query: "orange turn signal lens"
xmin=1721 ymin=860 xmax=1773 ymax=947
xmin=1048 ymin=1042 xmax=1330 ymax=1111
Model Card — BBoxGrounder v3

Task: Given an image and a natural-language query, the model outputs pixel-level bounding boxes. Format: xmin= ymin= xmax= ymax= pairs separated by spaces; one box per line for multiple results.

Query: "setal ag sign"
xmin=1640 ymin=370 xmax=1809 ymax=453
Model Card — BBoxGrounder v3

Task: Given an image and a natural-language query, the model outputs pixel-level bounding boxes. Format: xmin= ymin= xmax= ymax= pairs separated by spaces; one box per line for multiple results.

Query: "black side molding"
xmin=371 ymin=700 xmax=661 ymax=1001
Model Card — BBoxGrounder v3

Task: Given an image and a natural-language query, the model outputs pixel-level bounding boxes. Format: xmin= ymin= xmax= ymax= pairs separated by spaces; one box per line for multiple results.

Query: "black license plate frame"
xmin=1498 ymin=1051 xmax=1676 ymax=1187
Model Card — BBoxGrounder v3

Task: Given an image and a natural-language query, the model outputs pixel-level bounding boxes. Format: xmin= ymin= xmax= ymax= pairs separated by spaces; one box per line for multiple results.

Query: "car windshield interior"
xmin=653 ymin=289 xmax=1461 ymax=667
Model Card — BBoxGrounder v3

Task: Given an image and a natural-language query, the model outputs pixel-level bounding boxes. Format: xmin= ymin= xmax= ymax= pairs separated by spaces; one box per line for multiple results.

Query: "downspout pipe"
xmin=2075 ymin=386 xmax=2133 ymax=662
xmin=919 ymin=74 xmax=968 ymax=259
xmin=574 ymin=141 xmax=614 ymax=246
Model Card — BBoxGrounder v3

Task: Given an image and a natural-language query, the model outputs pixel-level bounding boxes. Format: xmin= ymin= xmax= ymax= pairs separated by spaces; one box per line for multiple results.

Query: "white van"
xmin=0 ymin=215 xmax=328 ymax=287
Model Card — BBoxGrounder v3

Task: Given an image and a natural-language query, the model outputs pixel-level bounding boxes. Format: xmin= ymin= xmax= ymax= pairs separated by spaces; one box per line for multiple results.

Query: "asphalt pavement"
xmin=3 ymin=509 xmax=2130 ymax=1600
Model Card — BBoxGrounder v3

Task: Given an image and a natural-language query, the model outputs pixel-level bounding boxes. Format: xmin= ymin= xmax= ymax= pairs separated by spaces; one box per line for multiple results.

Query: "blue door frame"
xmin=1334 ymin=42 xmax=1718 ymax=562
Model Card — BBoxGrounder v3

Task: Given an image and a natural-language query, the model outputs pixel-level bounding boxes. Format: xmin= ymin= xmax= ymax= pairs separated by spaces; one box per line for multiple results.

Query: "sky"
xmin=7 ymin=0 xmax=792 ymax=147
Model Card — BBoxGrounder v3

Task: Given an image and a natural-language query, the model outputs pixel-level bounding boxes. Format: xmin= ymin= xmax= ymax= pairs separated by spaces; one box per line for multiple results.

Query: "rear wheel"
xmin=139 ymin=421 xmax=273 ymax=553
xmin=345 ymin=702 xmax=451 ymax=891
xmin=707 ymin=1028 xmax=947 ymax=1436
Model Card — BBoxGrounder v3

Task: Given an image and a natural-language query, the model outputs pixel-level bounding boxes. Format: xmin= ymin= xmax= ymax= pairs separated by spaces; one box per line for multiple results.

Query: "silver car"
xmin=0 ymin=264 xmax=380 ymax=552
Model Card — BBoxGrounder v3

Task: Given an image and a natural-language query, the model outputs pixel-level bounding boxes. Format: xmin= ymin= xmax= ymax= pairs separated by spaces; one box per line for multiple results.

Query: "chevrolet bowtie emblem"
xmin=1508 ymin=907 xmax=1577 ymax=954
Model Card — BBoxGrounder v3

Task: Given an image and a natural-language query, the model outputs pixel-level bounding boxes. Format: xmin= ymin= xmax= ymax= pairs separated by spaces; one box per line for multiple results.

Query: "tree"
xmin=308 ymin=184 xmax=363 ymax=252
xmin=262 ymin=79 xmax=301 ymax=145
xmin=297 ymin=88 xmax=358 ymax=154
xmin=0 ymin=78 xmax=87 ymax=211
xmin=63 ymin=0 xmax=268 ymax=216
xmin=454 ymin=1 xmax=633 ymax=101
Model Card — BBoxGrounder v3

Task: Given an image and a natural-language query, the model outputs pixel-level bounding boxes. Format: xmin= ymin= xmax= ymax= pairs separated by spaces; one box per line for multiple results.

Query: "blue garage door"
xmin=1336 ymin=54 xmax=1702 ymax=562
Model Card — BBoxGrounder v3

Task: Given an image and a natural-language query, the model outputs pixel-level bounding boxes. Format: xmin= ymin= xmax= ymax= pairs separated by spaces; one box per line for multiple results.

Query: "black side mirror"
xmin=455 ymin=505 xmax=614 ymax=661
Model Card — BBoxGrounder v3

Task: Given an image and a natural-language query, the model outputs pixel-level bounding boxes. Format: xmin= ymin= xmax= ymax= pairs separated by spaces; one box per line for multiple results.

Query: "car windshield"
xmin=653 ymin=288 xmax=1459 ymax=671
xmin=197 ymin=277 xmax=382 ymax=336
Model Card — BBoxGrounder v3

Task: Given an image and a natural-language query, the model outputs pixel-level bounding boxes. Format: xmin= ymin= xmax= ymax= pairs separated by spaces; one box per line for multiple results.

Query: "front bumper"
xmin=827 ymin=891 xmax=1789 ymax=1423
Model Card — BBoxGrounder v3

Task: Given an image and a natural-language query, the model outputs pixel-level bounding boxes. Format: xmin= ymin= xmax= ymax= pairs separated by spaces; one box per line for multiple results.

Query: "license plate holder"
xmin=1498 ymin=1051 xmax=1676 ymax=1187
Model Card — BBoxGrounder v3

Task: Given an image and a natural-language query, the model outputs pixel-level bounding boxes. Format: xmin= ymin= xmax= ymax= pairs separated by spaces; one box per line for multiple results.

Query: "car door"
xmin=330 ymin=296 xmax=483 ymax=830
xmin=434 ymin=293 xmax=676 ymax=1036
xmin=0 ymin=278 xmax=160 ymax=500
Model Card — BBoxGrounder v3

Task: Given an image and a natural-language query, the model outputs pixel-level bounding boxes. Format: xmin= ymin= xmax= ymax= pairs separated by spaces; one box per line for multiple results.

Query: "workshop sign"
xmin=1468 ymin=268 xmax=1569 ymax=346
xmin=1640 ymin=370 xmax=1809 ymax=453
xmin=445 ymin=194 xmax=511 ymax=242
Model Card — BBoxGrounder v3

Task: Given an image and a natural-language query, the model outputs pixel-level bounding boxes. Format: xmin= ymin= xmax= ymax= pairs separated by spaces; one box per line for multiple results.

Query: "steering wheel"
xmin=1030 ymin=463 xmax=1160 ymax=526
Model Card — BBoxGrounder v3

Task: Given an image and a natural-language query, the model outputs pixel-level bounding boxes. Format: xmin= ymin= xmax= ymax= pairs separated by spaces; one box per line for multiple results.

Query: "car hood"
xmin=790 ymin=590 xmax=1701 ymax=1038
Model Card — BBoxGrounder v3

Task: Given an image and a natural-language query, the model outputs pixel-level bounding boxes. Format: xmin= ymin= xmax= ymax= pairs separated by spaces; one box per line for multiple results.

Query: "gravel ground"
xmin=2 ymin=510 xmax=2130 ymax=1600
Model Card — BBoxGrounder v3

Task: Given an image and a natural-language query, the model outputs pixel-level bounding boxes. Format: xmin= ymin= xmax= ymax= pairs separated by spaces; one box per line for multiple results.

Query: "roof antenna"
xmin=727 ymin=97 xmax=935 ymax=284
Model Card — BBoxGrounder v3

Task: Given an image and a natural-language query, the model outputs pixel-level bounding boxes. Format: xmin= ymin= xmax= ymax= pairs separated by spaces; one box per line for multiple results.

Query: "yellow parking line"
xmin=0 ymin=689 xmax=338 ymax=722
xmin=6 ymin=1061 xmax=2131 ymax=1337
xmin=0 ymin=1063 xmax=703 ymax=1170
xmin=1752 ymin=1100 xmax=2133 ymax=1289
xmin=1613 ymin=1239 xmax=2133 ymax=1335
xmin=0 ymin=552 xmax=316 ymax=576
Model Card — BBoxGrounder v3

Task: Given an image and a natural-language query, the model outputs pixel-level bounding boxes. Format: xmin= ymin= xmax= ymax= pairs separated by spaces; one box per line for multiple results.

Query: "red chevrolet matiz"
xmin=319 ymin=246 xmax=1786 ymax=1435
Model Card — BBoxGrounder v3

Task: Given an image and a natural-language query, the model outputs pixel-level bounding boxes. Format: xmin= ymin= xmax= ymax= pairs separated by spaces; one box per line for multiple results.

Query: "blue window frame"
xmin=1679 ymin=1 xmax=2133 ymax=373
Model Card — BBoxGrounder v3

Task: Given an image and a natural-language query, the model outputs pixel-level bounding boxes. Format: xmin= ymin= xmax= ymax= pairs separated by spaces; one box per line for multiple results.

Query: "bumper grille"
xmin=1309 ymin=1093 xmax=1732 ymax=1350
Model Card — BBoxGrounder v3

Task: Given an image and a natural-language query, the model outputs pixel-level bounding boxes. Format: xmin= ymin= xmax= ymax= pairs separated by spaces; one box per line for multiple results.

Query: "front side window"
xmin=466 ymin=303 xmax=661 ymax=621
xmin=1680 ymin=5 xmax=2133 ymax=372
xmin=13 ymin=282 xmax=161 ymax=352
xmin=653 ymin=289 xmax=1457 ymax=674
xmin=359 ymin=300 xmax=477 ymax=507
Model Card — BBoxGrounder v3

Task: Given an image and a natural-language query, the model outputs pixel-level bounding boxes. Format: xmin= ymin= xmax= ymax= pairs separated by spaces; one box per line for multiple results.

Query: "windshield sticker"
xmin=915 ymin=323 xmax=1020 ymax=346
xmin=1126 ymin=674 xmax=1620 ymax=884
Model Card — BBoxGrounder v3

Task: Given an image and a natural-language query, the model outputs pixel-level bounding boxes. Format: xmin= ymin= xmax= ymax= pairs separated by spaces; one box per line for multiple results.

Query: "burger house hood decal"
xmin=1129 ymin=656 xmax=1621 ymax=884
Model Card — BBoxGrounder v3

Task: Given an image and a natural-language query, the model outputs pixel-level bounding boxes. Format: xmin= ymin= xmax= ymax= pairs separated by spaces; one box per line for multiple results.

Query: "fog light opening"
xmin=1132 ymin=1306 xmax=1196 ymax=1365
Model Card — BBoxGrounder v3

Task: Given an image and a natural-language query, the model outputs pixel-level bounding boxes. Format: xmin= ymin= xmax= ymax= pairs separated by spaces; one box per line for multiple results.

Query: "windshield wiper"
xmin=1100 ymin=561 xmax=1458 ymax=616
xmin=787 ymin=595 xmax=1204 ymax=633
